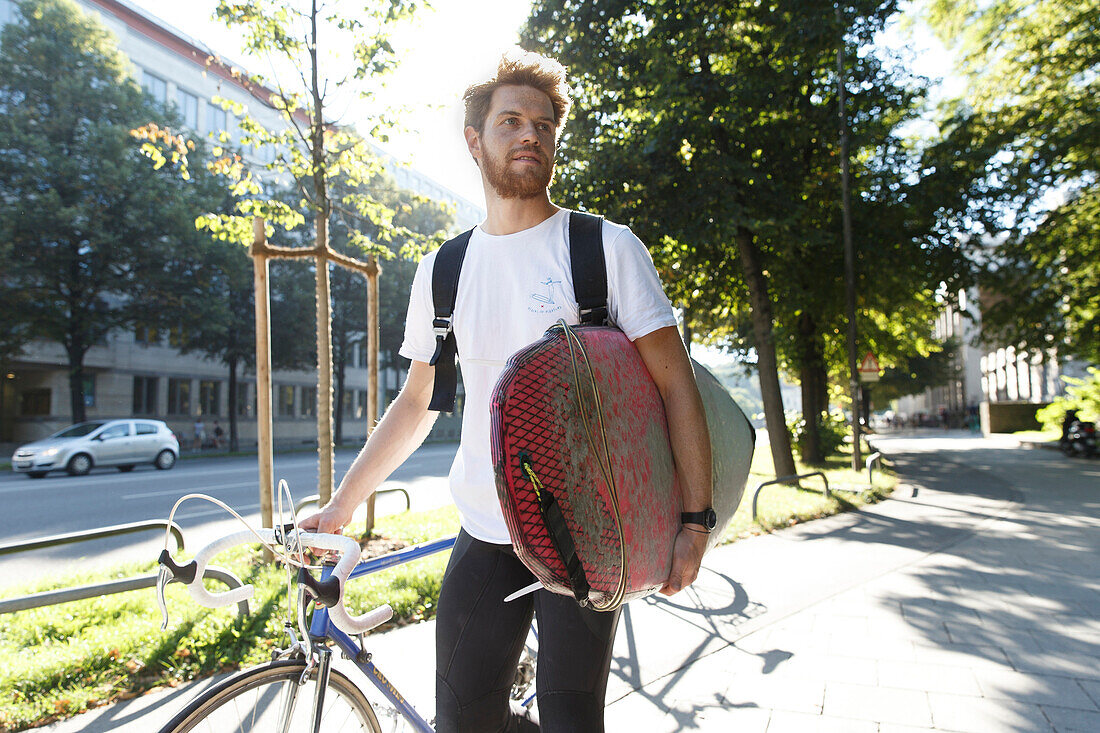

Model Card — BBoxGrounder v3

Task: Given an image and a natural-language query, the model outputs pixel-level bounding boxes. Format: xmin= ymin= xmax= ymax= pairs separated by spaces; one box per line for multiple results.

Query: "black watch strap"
xmin=681 ymin=508 xmax=717 ymax=531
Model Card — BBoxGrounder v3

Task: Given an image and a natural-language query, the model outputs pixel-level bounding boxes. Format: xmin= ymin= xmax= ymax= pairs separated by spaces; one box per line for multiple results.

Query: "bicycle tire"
xmin=159 ymin=659 xmax=382 ymax=733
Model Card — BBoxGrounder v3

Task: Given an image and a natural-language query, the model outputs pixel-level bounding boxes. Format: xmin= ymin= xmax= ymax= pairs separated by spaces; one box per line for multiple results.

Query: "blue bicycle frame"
xmin=307 ymin=534 xmax=457 ymax=733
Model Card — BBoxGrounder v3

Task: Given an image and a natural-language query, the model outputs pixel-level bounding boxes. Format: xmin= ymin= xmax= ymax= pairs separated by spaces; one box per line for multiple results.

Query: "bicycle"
xmin=155 ymin=519 xmax=537 ymax=732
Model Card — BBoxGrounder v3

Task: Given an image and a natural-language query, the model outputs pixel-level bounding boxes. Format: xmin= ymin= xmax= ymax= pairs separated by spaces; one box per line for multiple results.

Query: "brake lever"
xmin=156 ymin=564 xmax=172 ymax=630
xmin=157 ymin=548 xmax=198 ymax=630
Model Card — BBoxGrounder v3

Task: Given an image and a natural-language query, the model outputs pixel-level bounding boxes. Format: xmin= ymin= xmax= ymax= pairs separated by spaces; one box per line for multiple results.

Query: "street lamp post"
xmin=837 ymin=5 xmax=862 ymax=469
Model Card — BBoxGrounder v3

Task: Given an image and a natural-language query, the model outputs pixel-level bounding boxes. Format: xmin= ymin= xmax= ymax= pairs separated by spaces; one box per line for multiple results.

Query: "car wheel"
xmin=118 ymin=465 xmax=135 ymax=472
xmin=155 ymin=450 xmax=177 ymax=471
xmin=27 ymin=471 xmax=48 ymax=479
xmin=67 ymin=453 xmax=93 ymax=476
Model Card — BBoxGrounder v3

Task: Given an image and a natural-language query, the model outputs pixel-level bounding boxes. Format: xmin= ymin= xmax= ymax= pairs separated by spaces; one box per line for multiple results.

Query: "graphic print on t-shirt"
xmin=528 ymin=276 xmax=564 ymax=314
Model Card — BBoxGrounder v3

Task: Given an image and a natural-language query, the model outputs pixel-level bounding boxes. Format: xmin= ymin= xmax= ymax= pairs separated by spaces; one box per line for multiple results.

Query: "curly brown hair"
xmin=463 ymin=48 xmax=571 ymax=137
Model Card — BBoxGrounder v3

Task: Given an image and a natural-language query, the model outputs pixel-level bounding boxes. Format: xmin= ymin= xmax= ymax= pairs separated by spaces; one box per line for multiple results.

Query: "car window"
xmin=99 ymin=424 xmax=131 ymax=440
xmin=135 ymin=423 xmax=158 ymax=435
xmin=54 ymin=422 xmax=107 ymax=438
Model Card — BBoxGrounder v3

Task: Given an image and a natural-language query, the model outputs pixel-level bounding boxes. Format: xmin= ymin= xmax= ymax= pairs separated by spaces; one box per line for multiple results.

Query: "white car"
xmin=11 ymin=419 xmax=179 ymax=478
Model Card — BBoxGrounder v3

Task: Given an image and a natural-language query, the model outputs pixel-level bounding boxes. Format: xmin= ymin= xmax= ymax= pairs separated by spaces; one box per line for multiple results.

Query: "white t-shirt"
xmin=399 ymin=208 xmax=678 ymax=544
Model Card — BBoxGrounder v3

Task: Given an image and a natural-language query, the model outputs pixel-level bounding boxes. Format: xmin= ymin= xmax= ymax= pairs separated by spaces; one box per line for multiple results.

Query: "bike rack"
xmin=294 ymin=488 xmax=412 ymax=517
xmin=751 ymin=471 xmax=830 ymax=523
xmin=866 ymin=452 xmax=882 ymax=484
xmin=0 ymin=519 xmax=185 ymax=556
xmin=0 ymin=519 xmax=249 ymax=617
xmin=0 ymin=566 xmax=248 ymax=617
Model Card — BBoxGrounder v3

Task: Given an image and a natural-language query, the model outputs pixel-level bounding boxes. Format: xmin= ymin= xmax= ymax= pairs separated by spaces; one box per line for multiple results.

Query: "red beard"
xmin=482 ymin=144 xmax=554 ymax=199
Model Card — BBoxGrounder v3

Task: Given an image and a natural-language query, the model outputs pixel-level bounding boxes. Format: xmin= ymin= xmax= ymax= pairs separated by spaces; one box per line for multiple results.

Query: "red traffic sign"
xmin=859 ymin=351 xmax=880 ymax=382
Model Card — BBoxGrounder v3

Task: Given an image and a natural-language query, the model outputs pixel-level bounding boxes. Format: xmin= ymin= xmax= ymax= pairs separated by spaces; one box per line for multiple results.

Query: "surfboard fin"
xmin=504 ymin=581 xmax=544 ymax=603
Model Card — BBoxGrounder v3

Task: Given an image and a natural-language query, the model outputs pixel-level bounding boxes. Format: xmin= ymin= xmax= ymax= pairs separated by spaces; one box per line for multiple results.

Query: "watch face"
xmin=704 ymin=508 xmax=717 ymax=530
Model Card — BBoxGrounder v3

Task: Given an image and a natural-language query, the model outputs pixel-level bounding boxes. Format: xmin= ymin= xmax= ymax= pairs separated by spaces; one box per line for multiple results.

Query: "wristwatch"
xmin=681 ymin=508 xmax=717 ymax=531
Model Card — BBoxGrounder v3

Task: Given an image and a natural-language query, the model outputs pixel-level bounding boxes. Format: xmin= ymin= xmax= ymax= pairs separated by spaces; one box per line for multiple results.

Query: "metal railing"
xmin=294 ymin=487 xmax=412 ymax=517
xmin=866 ymin=452 xmax=883 ymax=484
xmin=752 ymin=471 xmax=829 ymax=522
xmin=0 ymin=567 xmax=248 ymax=617
xmin=0 ymin=519 xmax=185 ymax=556
xmin=0 ymin=519 xmax=248 ymax=617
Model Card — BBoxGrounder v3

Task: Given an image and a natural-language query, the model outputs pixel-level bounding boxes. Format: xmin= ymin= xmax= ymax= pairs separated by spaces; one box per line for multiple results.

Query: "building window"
xmin=206 ymin=103 xmax=228 ymax=137
xmin=20 ymin=388 xmax=50 ymax=416
xmin=341 ymin=388 xmax=353 ymax=418
xmin=237 ymin=382 xmax=255 ymax=417
xmin=200 ymin=380 xmax=220 ymax=416
xmin=168 ymin=378 xmax=191 ymax=415
xmin=135 ymin=324 xmax=159 ymax=346
xmin=133 ymin=376 xmax=158 ymax=415
xmin=168 ymin=324 xmax=187 ymax=348
xmin=83 ymin=375 xmax=96 ymax=408
xmin=176 ymin=88 xmax=199 ymax=128
xmin=277 ymin=385 xmax=295 ymax=417
xmin=301 ymin=386 xmax=316 ymax=417
xmin=355 ymin=390 xmax=365 ymax=420
xmin=142 ymin=71 xmax=167 ymax=105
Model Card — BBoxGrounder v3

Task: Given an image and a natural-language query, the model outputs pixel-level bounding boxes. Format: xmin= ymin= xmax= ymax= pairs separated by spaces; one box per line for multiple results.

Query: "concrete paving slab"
xmin=973 ymin=668 xmax=1100 ymax=710
xmin=765 ymin=709 xmax=878 ymax=732
xmin=876 ymin=659 xmax=983 ymax=696
xmin=927 ymin=691 xmax=1053 ymax=732
xmin=1040 ymin=703 xmax=1100 ymax=732
xmin=822 ymin=681 xmax=934 ymax=727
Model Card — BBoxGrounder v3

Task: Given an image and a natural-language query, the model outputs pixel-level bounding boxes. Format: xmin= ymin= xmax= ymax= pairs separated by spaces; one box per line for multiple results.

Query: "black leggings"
xmin=435 ymin=530 xmax=621 ymax=733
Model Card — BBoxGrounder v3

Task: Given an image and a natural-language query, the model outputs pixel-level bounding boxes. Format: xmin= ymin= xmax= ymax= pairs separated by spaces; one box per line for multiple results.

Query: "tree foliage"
xmin=0 ymin=0 xmax=226 ymax=422
xmin=523 ymin=0 xmax=978 ymax=467
xmin=922 ymin=0 xmax=1099 ymax=362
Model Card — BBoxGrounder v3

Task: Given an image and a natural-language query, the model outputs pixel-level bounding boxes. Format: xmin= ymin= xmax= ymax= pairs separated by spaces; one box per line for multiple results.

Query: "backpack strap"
xmin=426 ymin=211 xmax=608 ymax=412
xmin=569 ymin=211 xmax=608 ymax=325
xmin=427 ymin=228 xmax=473 ymax=412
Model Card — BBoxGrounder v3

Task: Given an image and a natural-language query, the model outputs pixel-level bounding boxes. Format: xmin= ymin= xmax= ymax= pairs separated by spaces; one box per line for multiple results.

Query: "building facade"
xmin=1 ymin=0 xmax=478 ymax=446
xmin=893 ymin=285 xmax=1089 ymax=430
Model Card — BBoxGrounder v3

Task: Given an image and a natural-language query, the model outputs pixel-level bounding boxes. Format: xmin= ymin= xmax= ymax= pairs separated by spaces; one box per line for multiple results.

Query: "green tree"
xmin=0 ymin=0 xmax=225 ymax=423
xmin=524 ymin=0 xmax=978 ymax=468
xmin=329 ymin=177 xmax=453 ymax=445
xmin=922 ymin=0 xmax=1099 ymax=362
xmin=136 ymin=0 xmax=428 ymax=511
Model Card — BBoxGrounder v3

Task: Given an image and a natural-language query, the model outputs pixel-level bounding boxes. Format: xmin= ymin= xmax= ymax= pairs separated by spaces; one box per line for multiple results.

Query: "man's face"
xmin=467 ymin=85 xmax=557 ymax=199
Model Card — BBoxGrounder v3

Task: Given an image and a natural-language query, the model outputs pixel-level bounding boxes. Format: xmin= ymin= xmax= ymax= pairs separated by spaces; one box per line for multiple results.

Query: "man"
xmin=303 ymin=49 xmax=713 ymax=732
xmin=192 ymin=418 xmax=205 ymax=451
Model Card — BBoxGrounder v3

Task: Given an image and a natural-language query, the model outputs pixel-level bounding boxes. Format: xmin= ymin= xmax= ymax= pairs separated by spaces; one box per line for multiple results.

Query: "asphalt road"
xmin=0 ymin=442 xmax=458 ymax=590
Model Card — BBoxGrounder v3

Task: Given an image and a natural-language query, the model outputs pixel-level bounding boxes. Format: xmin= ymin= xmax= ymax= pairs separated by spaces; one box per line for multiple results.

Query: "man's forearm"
xmin=662 ymin=375 xmax=713 ymax=513
xmin=634 ymin=327 xmax=713 ymax=513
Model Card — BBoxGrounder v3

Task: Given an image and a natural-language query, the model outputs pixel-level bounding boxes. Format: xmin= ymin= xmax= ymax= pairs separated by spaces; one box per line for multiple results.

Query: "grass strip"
xmin=0 ymin=446 xmax=893 ymax=731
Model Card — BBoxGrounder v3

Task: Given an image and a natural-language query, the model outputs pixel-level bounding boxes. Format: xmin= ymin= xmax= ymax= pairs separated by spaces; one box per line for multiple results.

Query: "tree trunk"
xmin=334 ymin=354 xmax=345 ymax=446
xmin=227 ymin=355 xmax=239 ymax=452
xmin=316 ymin=252 xmax=335 ymax=504
xmin=735 ymin=229 xmax=797 ymax=478
xmin=310 ymin=0 xmax=335 ymax=505
xmin=797 ymin=313 xmax=825 ymax=465
xmin=363 ymin=266 xmax=380 ymax=534
xmin=66 ymin=338 xmax=88 ymax=424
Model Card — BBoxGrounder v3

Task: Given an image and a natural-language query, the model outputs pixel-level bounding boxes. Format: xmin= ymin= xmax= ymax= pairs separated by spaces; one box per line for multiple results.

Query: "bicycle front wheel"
xmin=160 ymin=660 xmax=382 ymax=733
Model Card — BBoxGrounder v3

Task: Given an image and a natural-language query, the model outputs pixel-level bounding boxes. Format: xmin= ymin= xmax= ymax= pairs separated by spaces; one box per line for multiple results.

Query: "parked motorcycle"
xmin=1060 ymin=418 xmax=1098 ymax=458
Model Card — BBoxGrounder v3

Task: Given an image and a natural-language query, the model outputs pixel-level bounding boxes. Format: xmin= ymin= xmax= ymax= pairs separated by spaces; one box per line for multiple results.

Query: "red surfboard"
xmin=490 ymin=322 xmax=755 ymax=611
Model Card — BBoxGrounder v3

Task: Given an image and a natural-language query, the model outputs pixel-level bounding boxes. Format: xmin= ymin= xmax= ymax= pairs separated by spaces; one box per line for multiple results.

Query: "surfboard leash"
xmin=557 ymin=320 xmax=627 ymax=611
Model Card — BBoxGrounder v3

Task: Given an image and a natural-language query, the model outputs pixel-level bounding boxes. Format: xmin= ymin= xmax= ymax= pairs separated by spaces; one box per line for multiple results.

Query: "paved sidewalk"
xmin=38 ymin=432 xmax=1100 ymax=732
xmin=602 ymin=433 xmax=1100 ymax=731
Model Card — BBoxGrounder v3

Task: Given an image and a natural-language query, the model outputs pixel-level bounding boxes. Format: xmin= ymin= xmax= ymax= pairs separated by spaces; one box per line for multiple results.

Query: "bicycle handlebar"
xmin=158 ymin=528 xmax=394 ymax=635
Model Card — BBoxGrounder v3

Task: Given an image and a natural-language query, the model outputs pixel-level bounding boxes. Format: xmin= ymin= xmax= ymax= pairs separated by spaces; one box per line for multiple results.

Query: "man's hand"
xmin=659 ymin=528 xmax=708 ymax=596
xmin=298 ymin=495 xmax=356 ymax=535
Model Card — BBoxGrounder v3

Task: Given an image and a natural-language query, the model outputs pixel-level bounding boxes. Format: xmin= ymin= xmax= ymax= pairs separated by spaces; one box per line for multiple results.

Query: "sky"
xmin=129 ymin=0 xmax=534 ymax=207
xmin=128 ymin=0 xmax=961 ymax=210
